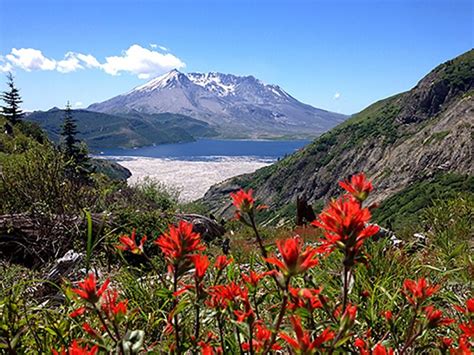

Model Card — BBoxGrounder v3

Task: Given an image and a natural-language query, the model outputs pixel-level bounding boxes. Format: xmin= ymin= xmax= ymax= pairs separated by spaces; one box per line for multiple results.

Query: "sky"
xmin=0 ymin=0 xmax=472 ymax=114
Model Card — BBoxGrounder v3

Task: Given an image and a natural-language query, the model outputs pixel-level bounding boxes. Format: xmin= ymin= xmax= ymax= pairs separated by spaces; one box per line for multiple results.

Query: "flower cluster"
xmin=51 ymin=174 xmax=473 ymax=354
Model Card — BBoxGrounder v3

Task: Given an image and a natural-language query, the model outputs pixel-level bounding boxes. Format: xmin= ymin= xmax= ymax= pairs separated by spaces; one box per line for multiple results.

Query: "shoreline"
xmin=100 ymin=155 xmax=273 ymax=202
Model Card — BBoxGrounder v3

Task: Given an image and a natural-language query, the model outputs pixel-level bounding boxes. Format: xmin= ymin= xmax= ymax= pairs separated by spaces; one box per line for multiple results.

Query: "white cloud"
xmin=101 ymin=44 xmax=185 ymax=78
xmin=0 ymin=56 xmax=13 ymax=73
xmin=150 ymin=44 xmax=168 ymax=51
xmin=6 ymin=48 xmax=56 ymax=71
xmin=333 ymin=92 xmax=341 ymax=100
xmin=1 ymin=44 xmax=185 ymax=79
xmin=56 ymin=52 xmax=101 ymax=73
xmin=74 ymin=101 xmax=83 ymax=107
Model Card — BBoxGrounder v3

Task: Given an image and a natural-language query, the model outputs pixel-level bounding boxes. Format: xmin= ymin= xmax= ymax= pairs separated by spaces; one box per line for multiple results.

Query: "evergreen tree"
xmin=60 ymin=102 xmax=93 ymax=182
xmin=1 ymin=72 xmax=23 ymax=124
xmin=61 ymin=101 xmax=80 ymax=159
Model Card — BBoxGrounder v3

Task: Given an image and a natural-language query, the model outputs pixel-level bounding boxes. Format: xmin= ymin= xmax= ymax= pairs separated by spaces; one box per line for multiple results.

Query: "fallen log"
xmin=0 ymin=212 xmax=226 ymax=267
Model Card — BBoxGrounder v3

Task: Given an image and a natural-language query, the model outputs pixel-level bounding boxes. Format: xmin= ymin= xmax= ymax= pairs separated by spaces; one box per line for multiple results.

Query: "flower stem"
xmin=264 ymin=279 xmax=290 ymax=353
xmin=249 ymin=213 xmax=268 ymax=259
xmin=400 ymin=305 xmax=420 ymax=355
xmin=172 ymin=272 xmax=181 ymax=353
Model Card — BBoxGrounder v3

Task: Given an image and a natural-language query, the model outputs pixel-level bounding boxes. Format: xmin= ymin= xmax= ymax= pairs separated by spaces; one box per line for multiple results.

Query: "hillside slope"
xmin=88 ymin=70 xmax=347 ymax=139
xmin=202 ymin=50 xmax=474 ymax=222
xmin=26 ymin=109 xmax=218 ymax=149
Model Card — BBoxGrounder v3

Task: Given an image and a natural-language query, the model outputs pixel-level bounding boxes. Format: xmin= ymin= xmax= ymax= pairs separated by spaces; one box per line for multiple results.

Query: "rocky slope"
xmin=202 ymin=50 xmax=474 ymax=222
xmin=88 ymin=70 xmax=347 ymax=139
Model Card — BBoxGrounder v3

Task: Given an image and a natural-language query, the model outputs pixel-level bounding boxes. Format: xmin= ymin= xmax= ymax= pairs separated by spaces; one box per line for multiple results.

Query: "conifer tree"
xmin=61 ymin=102 xmax=92 ymax=182
xmin=61 ymin=101 xmax=80 ymax=159
xmin=1 ymin=72 xmax=23 ymax=124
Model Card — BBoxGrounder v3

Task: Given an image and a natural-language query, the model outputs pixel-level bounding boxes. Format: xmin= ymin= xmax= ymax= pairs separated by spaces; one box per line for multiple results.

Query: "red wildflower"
xmin=52 ymin=340 xmax=99 ymax=355
xmin=382 ymin=310 xmax=393 ymax=322
xmin=230 ymin=188 xmax=255 ymax=217
xmin=342 ymin=304 xmax=358 ymax=324
xmin=279 ymin=316 xmax=334 ymax=352
xmin=72 ymin=273 xmax=109 ymax=303
xmin=173 ymin=283 xmax=194 ymax=297
xmin=373 ymin=343 xmax=394 ymax=355
xmin=243 ymin=321 xmax=282 ymax=352
xmin=101 ymin=289 xmax=128 ymax=319
xmin=459 ymin=320 xmax=474 ymax=339
xmin=82 ymin=323 xmax=98 ymax=337
xmin=455 ymin=298 xmax=474 ymax=314
xmin=288 ymin=287 xmax=322 ymax=312
xmin=264 ymin=236 xmax=319 ymax=278
xmin=424 ymin=305 xmax=455 ymax=328
xmin=190 ymin=254 xmax=210 ymax=280
xmin=69 ymin=306 xmax=86 ymax=318
xmin=116 ymin=229 xmax=147 ymax=255
xmin=214 ymin=255 xmax=232 ymax=270
xmin=339 ymin=173 xmax=373 ymax=202
xmin=354 ymin=338 xmax=369 ymax=355
xmin=242 ymin=270 xmax=267 ymax=288
xmin=468 ymin=298 xmax=474 ymax=313
xmin=234 ymin=307 xmax=254 ymax=323
xmin=155 ymin=220 xmax=205 ymax=276
xmin=207 ymin=282 xmax=244 ymax=309
xmin=233 ymin=287 xmax=254 ymax=323
xmin=402 ymin=278 xmax=440 ymax=307
xmin=311 ymin=196 xmax=379 ymax=260
xmin=449 ymin=337 xmax=472 ymax=354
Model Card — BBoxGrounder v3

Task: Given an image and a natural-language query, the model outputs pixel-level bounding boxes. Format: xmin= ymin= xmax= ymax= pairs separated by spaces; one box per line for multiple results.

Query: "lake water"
xmin=98 ymin=138 xmax=310 ymax=161
xmin=98 ymin=139 xmax=311 ymax=201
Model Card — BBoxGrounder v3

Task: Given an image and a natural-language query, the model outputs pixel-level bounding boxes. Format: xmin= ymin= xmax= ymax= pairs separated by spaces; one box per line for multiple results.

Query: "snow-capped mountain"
xmin=88 ymin=70 xmax=347 ymax=138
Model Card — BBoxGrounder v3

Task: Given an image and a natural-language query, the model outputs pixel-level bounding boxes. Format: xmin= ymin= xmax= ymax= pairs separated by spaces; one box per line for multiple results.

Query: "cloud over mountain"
xmin=0 ymin=44 xmax=185 ymax=78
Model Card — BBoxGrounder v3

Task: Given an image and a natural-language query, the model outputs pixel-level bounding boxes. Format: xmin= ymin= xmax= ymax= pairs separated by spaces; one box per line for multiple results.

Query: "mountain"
xmin=26 ymin=109 xmax=218 ymax=148
xmin=88 ymin=70 xmax=347 ymax=139
xmin=202 ymin=50 xmax=474 ymax=225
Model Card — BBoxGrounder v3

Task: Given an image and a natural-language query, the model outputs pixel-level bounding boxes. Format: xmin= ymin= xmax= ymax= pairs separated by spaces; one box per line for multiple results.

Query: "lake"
xmin=98 ymin=138 xmax=310 ymax=160
xmin=97 ymin=139 xmax=311 ymax=201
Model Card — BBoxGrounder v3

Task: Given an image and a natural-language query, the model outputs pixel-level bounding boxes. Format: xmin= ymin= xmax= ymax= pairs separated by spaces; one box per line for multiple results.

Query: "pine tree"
xmin=60 ymin=102 xmax=92 ymax=182
xmin=61 ymin=101 xmax=80 ymax=159
xmin=1 ymin=72 xmax=23 ymax=124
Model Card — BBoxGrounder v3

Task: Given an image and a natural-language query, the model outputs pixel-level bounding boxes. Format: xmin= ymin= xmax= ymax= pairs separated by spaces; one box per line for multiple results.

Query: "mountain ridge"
xmin=201 ymin=49 xmax=474 ymax=223
xmin=88 ymin=70 xmax=347 ymax=139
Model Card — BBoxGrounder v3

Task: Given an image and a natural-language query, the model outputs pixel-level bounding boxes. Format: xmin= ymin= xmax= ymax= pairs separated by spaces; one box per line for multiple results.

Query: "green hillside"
xmin=26 ymin=109 xmax=218 ymax=148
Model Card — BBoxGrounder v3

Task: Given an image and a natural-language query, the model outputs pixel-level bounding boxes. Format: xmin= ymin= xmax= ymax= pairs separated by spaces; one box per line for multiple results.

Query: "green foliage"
xmin=0 ymin=141 xmax=95 ymax=214
xmin=436 ymin=49 xmax=474 ymax=91
xmin=372 ymin=173 xmax=474 ymax=231
xmin=27 ymin=109 xmax=218 ymax=148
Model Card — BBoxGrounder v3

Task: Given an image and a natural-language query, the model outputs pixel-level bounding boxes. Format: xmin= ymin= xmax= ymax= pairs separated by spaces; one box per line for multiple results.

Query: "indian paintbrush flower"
xmin=53 ymin=340 xmax=99 ymax=355
xmin=116 ymin=229 xmax=147 ymax=255
xmin=402 ymin=278 xmax=440 ymax=307
xmin=339 ymin=172 xmax=373 ymax=202
xmin=230 ymin=188 xmax=255 ymax=219
xmin=279 ymin=316 xmax=334 ymax=353
xmin=312 ymin=195 xmax=379 ymax=258
xmin=72 ymin=273 xmax=110 ymax=304
xmin=264 ymin=235 xmax=318 ymax=278
xmin=155 ymin=220 xmax=205 ymax=276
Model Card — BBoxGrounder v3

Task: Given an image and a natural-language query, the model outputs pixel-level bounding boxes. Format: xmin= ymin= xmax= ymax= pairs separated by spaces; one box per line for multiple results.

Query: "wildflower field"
xmin=0 ymin=174 xmax=472 ymax=354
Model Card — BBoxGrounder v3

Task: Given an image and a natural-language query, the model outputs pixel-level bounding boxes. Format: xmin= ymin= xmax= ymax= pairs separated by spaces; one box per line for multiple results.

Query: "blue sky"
xmin=0 ymin=0 xmax=472 ymax=114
